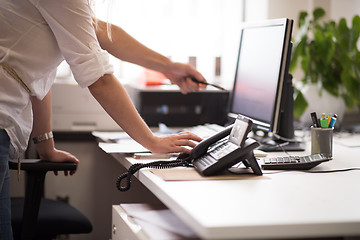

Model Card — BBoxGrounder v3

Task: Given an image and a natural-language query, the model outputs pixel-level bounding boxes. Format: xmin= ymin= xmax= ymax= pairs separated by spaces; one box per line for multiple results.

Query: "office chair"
xmin=9 ymin=159 xmax=92 ymax=240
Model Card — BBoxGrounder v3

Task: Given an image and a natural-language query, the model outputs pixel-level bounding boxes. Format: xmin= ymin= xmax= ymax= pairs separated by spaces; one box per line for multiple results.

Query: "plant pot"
xmin=299 ymin=84 xmax=345 ymax=129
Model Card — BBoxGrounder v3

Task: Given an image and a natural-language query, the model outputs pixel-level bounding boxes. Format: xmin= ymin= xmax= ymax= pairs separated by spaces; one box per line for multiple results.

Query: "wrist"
xmin=32 ymin=131 xmax=53 ymax=144
xmin=155 ymin=57 xmax=173 ymax=75
xmin=33 ymin=133 xmax=56 ymax=160
xmin=140 ymin=134 xmax=159 ymax=153
xmin=37 ymin=146 xmax=56 ymax=160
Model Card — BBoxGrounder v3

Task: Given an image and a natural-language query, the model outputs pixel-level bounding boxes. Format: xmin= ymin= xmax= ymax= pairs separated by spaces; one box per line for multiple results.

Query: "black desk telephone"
xmin=116 ymin=115 xmax=263 ymax=191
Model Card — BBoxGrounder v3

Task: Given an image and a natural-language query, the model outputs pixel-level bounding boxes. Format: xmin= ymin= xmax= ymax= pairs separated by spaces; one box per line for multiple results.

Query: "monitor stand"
xmin=256 ymin=137 xmax=305 ymax=152
xmin=256 ymin=73 xmax=305 ymax=152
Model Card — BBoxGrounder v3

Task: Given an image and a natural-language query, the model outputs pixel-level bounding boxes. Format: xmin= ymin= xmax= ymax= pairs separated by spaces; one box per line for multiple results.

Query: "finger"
xmin=178 ymin=76 xmax=200 ymax=94
xmin=177 ymin=132 xmax=203 ymax=142
xmin=186 ymin=77 xmax=200 ymax=91
xmin=175 ymin=139 xmax=198 ymax=148
xmin=70 ymin=170 xmax=76 ymax=176
xmin=53 ymin=171 xmax=58 ymax=176
xmin=178 ymin=80 xmax=192 ymax=94
xmin=64 ymin=171 xmax=68 ymax=176
xmin=189 ymin=73 xmax=207 ymax=89
xmin=69 ymin=159 xmax=78 ymax=176
xmin=177 ymin=146 xmax=192 ymax=154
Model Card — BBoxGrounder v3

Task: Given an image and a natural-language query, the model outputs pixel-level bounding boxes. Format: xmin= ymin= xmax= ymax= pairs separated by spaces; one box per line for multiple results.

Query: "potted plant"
xmin=290 ymin=7 xmax=360 ymax=122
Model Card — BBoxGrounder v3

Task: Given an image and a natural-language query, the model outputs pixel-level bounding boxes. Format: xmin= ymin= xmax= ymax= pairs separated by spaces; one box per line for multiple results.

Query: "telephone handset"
xmin=191 ymin=115 xmax=263 ymax=176
xmin=189 ymin=124 xmax=233 ymax=160
xmin=116 ymin=115 xmax=262 ymax=192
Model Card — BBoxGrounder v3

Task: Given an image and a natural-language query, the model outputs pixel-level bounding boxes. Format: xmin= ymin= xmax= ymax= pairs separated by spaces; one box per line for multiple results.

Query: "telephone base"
xmin=193 ymin=138 xmax=263 ymax=176
xmin=237 ymin=150 xmax=263 ymax=175
xmin=228 ymin=166 xmax=261 ymax=175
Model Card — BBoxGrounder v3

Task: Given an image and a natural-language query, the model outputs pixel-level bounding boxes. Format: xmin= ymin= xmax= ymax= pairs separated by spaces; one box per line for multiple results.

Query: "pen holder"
xmin=311 ymin=127 xmax=333 ymax=158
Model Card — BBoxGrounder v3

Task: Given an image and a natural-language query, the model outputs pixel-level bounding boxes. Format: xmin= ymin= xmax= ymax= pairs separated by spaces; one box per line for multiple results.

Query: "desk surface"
xmin=110 ymin=132 xmax=360 ymax=239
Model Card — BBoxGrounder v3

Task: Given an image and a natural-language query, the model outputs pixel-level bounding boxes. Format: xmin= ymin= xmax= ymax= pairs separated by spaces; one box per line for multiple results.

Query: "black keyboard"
xmin=181 ymin=124 xmax=225 ymax=139
xmin=261 ymin=153 xmax=331 ymax=170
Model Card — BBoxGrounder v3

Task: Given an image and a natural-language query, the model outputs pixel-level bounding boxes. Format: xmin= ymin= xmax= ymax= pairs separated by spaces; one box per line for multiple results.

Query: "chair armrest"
xmin=9 ymin=159 xmax=77 ymax=172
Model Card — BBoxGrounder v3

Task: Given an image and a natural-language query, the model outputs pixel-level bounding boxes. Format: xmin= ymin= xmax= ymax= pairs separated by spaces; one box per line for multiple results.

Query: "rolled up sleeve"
xmin=30 ymin=0 xmax=114 ymax=88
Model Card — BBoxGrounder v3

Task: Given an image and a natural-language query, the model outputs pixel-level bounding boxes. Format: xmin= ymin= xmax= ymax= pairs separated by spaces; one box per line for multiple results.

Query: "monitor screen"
xmin=229 ymin=18 xmax=293 ymax=135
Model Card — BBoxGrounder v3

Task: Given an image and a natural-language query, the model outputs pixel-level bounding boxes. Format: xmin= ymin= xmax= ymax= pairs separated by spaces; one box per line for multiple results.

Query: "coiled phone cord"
xmin=116 ymin=157 xmax=193 ymax=192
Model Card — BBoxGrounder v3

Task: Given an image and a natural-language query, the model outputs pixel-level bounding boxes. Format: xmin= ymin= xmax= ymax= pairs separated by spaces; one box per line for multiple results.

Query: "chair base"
xmin=11 ymin=197 xmax=92 ymax=240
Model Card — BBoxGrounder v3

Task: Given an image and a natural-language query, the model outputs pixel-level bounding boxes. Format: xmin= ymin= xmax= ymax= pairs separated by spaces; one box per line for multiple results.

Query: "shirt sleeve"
xmin=29 ymin=0 xmax=114 ymax=88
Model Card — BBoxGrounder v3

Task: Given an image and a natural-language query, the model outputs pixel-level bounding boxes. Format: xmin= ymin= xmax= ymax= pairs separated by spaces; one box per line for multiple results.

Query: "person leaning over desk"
xmin=0 ymin=0 xmax=205 ymax=238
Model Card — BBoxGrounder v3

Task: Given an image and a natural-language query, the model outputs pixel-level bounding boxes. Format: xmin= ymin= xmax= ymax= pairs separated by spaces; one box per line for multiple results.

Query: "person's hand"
xmin=163 ymin=62 xmax=207 ymax=94
xmin=38 ymin=148 xmax=79 ymax=176
xmin=146 ymin=132 xmax=202 ymax=154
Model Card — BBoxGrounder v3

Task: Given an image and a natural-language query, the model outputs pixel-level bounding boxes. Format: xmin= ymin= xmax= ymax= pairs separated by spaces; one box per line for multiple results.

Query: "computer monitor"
xmin=228 ymin=18 xmax=304 ymax=151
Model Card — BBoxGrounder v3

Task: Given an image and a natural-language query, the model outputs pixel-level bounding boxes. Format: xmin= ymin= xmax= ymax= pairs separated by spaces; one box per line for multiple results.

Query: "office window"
xmin=93 ymin=0 xmax=244 ymax=88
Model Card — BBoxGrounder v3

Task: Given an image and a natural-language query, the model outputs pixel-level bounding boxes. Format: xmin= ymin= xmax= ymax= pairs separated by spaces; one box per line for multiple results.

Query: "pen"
xmin=329 ymin=117 xmax=337 ymax=128
xmin=191 ymin=78 xmax=226 ymax=91
xmin=327 ymin=115 xmax=332 ymax=125
xmin=310 ymin=112 xmax=320 ymax=127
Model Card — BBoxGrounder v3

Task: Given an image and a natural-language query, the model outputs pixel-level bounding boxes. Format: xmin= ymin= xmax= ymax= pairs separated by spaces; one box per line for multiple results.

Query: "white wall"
xmin=330 ymin=0 xmax=360 ymax=22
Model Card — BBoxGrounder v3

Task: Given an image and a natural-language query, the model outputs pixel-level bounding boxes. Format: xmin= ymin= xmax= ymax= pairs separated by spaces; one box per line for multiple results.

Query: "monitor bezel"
xmin=228 ymin=18 xmax=293 ymax=135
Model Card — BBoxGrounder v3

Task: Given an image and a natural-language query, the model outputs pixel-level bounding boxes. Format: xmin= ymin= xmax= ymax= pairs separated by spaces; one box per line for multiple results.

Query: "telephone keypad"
xmin=197 ymin=155 xmax=217 ymax=167
xmin=197 ymin=141 xmax=238 ymax=168
xmin=210 ymin=141 xmax=238 ymax=160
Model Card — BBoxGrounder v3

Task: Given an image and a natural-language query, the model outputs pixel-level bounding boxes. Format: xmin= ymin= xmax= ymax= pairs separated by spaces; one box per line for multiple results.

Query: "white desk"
xmin=110 ymin=132 xmax=360 ymax=239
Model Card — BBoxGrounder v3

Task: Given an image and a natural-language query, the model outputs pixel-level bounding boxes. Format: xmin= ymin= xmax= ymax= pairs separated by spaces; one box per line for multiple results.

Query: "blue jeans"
xmin=0 ymin=129 xmax=13 ymax=240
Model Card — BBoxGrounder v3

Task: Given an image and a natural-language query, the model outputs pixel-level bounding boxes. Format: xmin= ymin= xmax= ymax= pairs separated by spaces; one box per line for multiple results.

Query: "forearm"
xmin=88 ymin=74 xmax=155 ymax=149
xmin=30 ymin=91 xmax=55 ymax=158
xmin=95 ymin=19 xmax=171 ymax=73
xmin=94 ymin=19 xmax=205 ymax=94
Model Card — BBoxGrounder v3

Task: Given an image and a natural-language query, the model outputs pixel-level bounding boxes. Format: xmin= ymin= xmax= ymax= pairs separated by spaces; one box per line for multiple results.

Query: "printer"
xmin=126 ymin=84 xmax=229 ymax=127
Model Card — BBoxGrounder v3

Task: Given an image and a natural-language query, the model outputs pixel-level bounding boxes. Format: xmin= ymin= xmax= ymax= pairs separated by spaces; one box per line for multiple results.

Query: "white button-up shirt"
xmin=0 ymin=0 xmax=114 ymax=159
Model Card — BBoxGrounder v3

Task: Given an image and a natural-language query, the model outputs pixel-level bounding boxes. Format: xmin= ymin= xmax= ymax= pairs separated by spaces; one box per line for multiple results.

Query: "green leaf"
xmin=293 ymin=90 xmax=308 ymax=119
xmin=337 ymin=18 xmax=350 ymax=51
xmin=300 ymin=50 xmax=310 ymax=78
xmin=314 ymin=28 xmax=324 ymax=43
xmin=341 ymin=67 xmax=360 ymax=105
xmin=350 ymin=15 xmax=360 ymax=50
xmin=322 ymin=73 xmax=339 ymax=97
xmin=313 ymin=8 xmax=325 ymax=22
xmin=323 ymin=33 xmax=335 ymax=64
xmin=290 ymin=37 xmax=306 ymax=73
xmin=298 ymin=11 xmax=308 ymax=28
xmin=341 ymin=93 xmax=355 ymax=109
xmin=353 ymin=52 xmax=360 ymax=80
xmin=324 ymin=21 xmax=336 ymax=33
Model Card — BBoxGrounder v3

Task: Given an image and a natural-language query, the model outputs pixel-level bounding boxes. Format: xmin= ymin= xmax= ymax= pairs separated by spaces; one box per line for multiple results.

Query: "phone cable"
xmin=116 ymin=157 xmax=193 ymax=192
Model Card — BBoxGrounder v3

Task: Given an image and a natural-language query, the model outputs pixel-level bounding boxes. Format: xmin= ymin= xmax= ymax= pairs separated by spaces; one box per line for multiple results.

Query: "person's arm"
xmin=94 ymin=19 xmax=206 ymax=94
xmin=31 ymin=90 xmax=79 ymax=175
xmin=88 ymin=74 xmax=201 ymax=153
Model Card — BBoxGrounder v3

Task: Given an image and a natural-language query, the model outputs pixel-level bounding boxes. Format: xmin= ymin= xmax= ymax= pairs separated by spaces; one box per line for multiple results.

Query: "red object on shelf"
xmin=139 ymin=68 xmax=169 ymax=86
